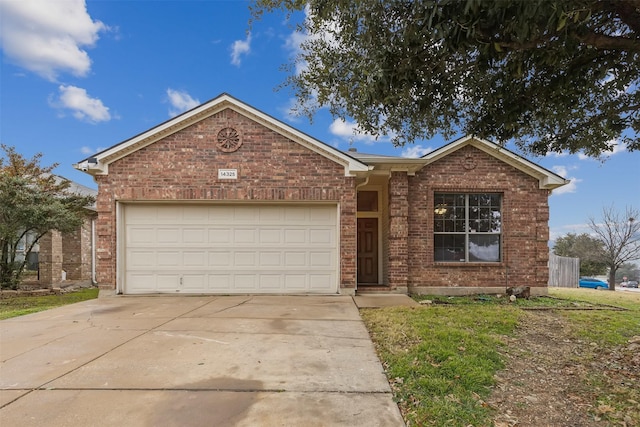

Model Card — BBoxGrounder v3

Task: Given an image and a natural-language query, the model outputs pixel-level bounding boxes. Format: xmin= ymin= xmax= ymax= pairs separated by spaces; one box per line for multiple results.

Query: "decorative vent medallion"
xmin=462 ymin=153 xmax=477 ymax=170
xmin=216 ymin=127 xmax=242 ymax=153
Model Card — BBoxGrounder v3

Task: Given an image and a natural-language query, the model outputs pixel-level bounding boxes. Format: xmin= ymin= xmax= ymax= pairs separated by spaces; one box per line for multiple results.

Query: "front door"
xmin=357 ymin=218 xmax=378 ymax=284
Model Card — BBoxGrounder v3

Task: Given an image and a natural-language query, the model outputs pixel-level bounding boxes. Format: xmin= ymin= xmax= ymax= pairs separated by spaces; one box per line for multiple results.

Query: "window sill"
xmin=433 ymin=262 xmax=505 ymax=267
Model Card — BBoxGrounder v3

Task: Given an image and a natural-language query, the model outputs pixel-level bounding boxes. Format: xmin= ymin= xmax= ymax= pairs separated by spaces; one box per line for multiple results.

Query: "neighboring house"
xmin=37 ymin=179 xmax=98 ymax=286
xmin=15 ymin=231 xmax=39 ymax=270
xmin=75 ymin=93 xmax=568 ymax=296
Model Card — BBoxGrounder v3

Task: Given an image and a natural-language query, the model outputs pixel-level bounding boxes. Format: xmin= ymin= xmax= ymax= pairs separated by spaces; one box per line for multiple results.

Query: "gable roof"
xmin=422 ymin=135 xmax=569 ymax=190
xmin=342 ymin=136 xmax=568 ymax=190
xmin=74 ymin=93 xmax=370 ymax=177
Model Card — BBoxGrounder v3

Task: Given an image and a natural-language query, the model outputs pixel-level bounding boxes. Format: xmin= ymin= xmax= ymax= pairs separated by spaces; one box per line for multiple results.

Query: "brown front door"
xmin=357 ymin=218 xmax=378 ymax=284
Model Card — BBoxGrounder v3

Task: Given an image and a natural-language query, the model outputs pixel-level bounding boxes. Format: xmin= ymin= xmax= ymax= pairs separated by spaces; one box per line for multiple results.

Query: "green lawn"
xmin=0 ymin=288 xmax=99 ymax=320
xmin=361 ymin=289 xmax=640 ymax=426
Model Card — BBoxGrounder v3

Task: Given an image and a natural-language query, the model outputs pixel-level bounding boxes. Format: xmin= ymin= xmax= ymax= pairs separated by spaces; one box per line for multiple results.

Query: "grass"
xmin=550 ymin=288 xmax=640 ymax=346
xmin=0 ymin=287 xmax=99 ymax=320
xmin=361 ymin=288 xmax=640 ymax=426
xmin=361 ymin=303 xmax=521 ymax=426
xmin=549 ymin=288 xmax=640 ymax=424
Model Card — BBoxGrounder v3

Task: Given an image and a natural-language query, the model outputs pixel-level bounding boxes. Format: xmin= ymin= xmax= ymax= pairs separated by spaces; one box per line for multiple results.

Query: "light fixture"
xmin=434 ymin=204 xmax=448 ymax=215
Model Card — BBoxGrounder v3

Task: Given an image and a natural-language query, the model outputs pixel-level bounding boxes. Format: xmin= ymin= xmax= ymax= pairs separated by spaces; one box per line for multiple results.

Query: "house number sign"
xmin=218 ymin=169 xmax=238 ymax=179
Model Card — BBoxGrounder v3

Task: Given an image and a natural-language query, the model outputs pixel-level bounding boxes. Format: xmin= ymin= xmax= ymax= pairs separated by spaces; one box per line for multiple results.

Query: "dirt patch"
xmin=488 ymin=310 xmax=640 ymax=427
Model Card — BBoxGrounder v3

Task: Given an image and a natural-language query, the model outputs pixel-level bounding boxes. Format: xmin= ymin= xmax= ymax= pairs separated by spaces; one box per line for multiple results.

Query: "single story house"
xmin=75 ymin=93 xmax=568 ymax=296
xmin=15 ymin=178 xmax=97 ymax=287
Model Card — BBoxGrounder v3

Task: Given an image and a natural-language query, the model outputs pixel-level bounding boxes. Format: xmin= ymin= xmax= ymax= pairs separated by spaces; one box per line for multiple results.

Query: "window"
xmin=434 ymin=193 xmax=502 ymax=262
xmin=357 ymin=191 xmax=378 ymax=212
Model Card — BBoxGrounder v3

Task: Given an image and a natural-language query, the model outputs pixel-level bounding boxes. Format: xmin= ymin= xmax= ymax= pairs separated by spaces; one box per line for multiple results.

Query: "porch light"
xmin=434 ymin=204 xmax=448 ymax=215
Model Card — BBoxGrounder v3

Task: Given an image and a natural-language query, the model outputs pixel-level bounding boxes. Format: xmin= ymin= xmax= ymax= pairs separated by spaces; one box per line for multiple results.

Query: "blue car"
xmin=579 ymin=277 xmax=609 ymax=290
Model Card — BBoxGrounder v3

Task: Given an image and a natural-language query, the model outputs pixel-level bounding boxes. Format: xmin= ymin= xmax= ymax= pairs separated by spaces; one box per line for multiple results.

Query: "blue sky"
xmin=1 ymin=0 xmax=638 ymax=244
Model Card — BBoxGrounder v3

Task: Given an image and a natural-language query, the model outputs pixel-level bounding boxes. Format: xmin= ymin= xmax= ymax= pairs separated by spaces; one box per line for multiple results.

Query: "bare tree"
xmin=587 ymin=206 xmax=640 ymax=291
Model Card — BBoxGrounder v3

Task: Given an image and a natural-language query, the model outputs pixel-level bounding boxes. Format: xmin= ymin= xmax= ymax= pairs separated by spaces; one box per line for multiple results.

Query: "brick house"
xmin=37 ymin=180 xmax=97 ymax=286
xmin=75 ymin=94 xmax=567 ymax=296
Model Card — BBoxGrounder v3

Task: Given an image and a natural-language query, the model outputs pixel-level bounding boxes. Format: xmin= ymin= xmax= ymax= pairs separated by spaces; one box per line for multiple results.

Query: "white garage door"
xmin=122 ymin=204 xmax=338 ymax=294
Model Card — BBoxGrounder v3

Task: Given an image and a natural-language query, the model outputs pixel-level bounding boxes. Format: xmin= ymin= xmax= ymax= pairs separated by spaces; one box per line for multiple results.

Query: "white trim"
xmin=116 ymin=202 xmax=124 ymax=295
xmin=423 ymin=136 xmax=569 ymax=190
xmin=75 ymin=94 xmax=369 ymax=177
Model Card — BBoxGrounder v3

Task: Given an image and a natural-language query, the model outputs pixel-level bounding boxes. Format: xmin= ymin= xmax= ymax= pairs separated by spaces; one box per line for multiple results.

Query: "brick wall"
xmin=95 ymin=108 xmax=356 ymax=291
xmin=39 ymin=230 xmax=62 ymax=286
xmin=388 ymin=172 xmax=409 ymax=289
xmin=62 ymin=216 xmax=94 ymax=281
xmin=406 ymin=145 xmax=550 ymax=290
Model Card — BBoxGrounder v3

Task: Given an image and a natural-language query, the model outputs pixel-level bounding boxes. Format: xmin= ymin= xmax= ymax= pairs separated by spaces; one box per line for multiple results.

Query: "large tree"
xmin=587 ymin=205 xmax=640 ymax=291
xmin=553 ymin=232 xmax=607 ymax=276
xmin=0 ymin=145 xmax=95 ymax=289
xmin=251 ymin=0 xmax=640 ymax=156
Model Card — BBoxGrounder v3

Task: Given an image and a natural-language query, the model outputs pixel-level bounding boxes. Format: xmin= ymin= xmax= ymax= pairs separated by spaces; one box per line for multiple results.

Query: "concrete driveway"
xmin=0 ymin=295 xmax=405 ymax=426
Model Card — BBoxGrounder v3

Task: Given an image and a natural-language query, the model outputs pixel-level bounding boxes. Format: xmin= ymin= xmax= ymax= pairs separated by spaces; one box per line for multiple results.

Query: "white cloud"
xmin=166 ymin=88 xmax=199 ymax=117
xmin=0 ymin=0 xmax=106 ymax=81
xmin=80 ymin=145 xmax=105 ymax=155
xmin=551 ymin=165 xmax=582 ymax=195
xmin=402 ymin=145 xmax=433 ymax=158
xmin=578 ymin=139 xmax=627 ymax=160
xmin=52 ymin=85 xmax=110 ymax=123
xmin=284 ymin=28 xmax=310 ymax=75
xmin=230 ymin=33 xmax=251 ymax=66
xmin=329 ymin=118 xmax=381 ymax=144
xmin=546 ymin=151 xmax=569 ymax=158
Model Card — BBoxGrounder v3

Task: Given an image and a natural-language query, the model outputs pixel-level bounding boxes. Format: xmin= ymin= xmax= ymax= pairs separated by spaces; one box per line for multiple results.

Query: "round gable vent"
xmin=216 ymin=127 xmax=242 ymax=153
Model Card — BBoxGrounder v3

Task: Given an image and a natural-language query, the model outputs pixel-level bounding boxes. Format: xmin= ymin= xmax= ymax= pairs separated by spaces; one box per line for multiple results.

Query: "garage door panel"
xmin=310 ymin=208 xmax=335 ymax=223
xmin=157 ymin=251 xmax=181 ymax=266
xmin=156 ymin=207 xmax=181 ymax=221
xmin=259 ymin=229 xmax=282 ymax=244
xmin=259 ymin=252 xmax=282 ymax=266
xmin=233 ymin=208 xmax=258 ymax=222
xmin=310 ymin=229 xmax=334 ymax=244
xmin=127 ymin=273 xmax=156 ymax=291
xmin=310 ymin=252 xmax=333 ymax=267
xmin=182 ymin=206 xmax=208 ymax=222
xmin=208 ymin=252 xmax=231 ymax=267
xmin=310 ymin=274 xmax=333 ymax=290
xmin=234 ymin=229 xmax=257 ymax=244
xmin=285 ymin=252 xmax=306 ymax=266
xmin=183 ymin=274 xmax=206 ymax=290
xmin=285 ymin=274 xmax=307 ymax=290
xmin=258 ymin=207 xmax=283 ymax=221
xmin=157 ymin=274 xmax=180 ymax=290
xmin=183 ymin=228 xmax=206 ymax=243
xmin=208 ymin=274 xmax=231 ymax=289
xmin=234 ymin=275 xmax=257 ymax=289
xmin=128 ymin=227 xmax=155 ymax=245
xmin=209 ymin=228 xmax=231 ymax=243
xmin=259 ymin=274 xmax=282 ymax=289
xmin=234 ymin=252 xmax=256 ymax=266
xmin=157 ymin=228 xmax=180 ymax=244
xmin=183 ymin=251 xmax=207 ymax=267
xmin=124 ymin=204 xmax=338 ymax=294
xmin=128 ymin=251 xmax=156 ymax=267
xmin=284 ymin=229 xmax=306 ymax=244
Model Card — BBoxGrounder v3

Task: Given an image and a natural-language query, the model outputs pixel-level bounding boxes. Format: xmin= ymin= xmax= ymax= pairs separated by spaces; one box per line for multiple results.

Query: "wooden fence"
xmin=548 ymin=253 xmax=580 ymax=288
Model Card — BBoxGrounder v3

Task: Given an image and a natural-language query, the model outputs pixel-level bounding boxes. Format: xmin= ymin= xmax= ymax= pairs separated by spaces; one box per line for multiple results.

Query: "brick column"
xmin=39 ymin=230 xmax=63 ymax=286
xmin=388 ymin=172 xmax=409 ymax=290
xmin=340 ymin=183 xmax=357 ymax=294
xmin=62 ymin=217 xmax=93 ymax=281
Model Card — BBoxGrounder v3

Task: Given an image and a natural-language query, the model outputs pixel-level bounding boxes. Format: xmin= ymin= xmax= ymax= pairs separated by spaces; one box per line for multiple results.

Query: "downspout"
xmin=355 ymin=175 xmax=371 ymax=191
